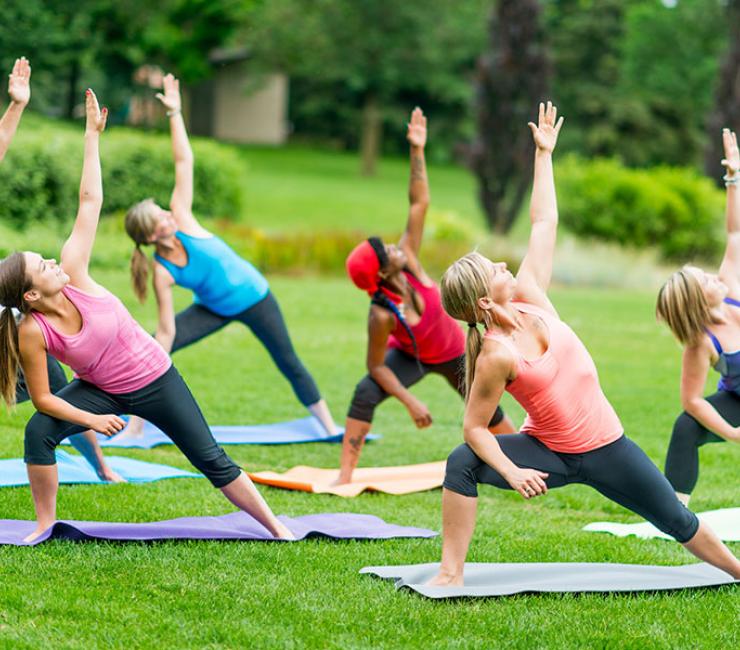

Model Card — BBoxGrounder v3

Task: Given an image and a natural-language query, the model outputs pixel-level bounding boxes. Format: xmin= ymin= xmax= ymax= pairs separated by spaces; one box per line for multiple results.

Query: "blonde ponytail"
xmin=130 ymin=245 xmax=151 ymax=303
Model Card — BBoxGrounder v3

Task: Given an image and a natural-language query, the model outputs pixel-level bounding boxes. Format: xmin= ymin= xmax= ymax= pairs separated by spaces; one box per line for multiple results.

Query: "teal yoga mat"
xmin=61 ymin=417 xmax=379 ymax=449
xmin=0 ymin=450 xmax=201 ymax=487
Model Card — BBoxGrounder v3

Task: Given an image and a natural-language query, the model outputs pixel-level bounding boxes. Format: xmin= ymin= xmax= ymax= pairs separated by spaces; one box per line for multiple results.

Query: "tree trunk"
xmin=704 ymin=0 xmax=740 ymax=184
xmin=360 ymin=95 xmax=382 ymax=176
xmin=65 ymin=59 xmax=80 ymax=120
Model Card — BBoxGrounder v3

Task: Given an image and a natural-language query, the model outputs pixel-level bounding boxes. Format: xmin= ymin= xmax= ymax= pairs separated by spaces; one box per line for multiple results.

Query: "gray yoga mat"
xmin=360 ymin=562 xmax=737 ymax=598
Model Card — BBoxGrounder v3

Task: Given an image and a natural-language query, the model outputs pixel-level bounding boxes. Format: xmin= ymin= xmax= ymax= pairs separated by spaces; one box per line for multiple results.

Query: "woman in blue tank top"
xmin=122 ymin=73 xmax=337 ymax=438
xmin=656 ymin=128 xmax=740 ymax=505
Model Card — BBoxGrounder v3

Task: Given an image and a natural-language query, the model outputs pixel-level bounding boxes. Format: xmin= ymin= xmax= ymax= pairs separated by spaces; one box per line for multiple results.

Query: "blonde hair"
xmin=0 ymin=252 xmax=32 ymax=408
xmin=440 ymin=252 xmax=499 ymax=400
xmin=656 ymin=266 xmax=712 ymax=346
xmin=124 ymin=198 xmax=158 ymax=303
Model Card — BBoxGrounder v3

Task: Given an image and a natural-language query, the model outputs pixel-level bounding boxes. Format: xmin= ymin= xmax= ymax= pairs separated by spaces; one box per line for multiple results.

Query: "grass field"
xmin=0 ymin=270 xmax=736 ymax=649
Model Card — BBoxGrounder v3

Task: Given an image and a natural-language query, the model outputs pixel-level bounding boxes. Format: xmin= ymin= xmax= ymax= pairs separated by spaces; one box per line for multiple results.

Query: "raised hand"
xmin=407 ymin=107 xmax=427 ymax=149
xmin=155 ymin=73 xmax=182 ymax=114
xmin=84 ymin=89 xmax=108 ymax=134
xmin=721 ymin=128 xmax=739 ymax=177
xmin=8 ymin=57 xmax=31 ymax=106
xmin=528 ymin=101 xmax=564 ymax=154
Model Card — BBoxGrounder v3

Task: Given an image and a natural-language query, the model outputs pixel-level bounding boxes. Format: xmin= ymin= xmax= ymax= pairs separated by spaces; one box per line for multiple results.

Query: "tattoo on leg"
xmin=348 ymin=435 xmax=364 ymax=452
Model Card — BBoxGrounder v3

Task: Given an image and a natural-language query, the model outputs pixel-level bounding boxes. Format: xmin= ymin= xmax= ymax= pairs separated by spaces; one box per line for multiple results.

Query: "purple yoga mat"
xmin=0 ymin=512 xmax=437 ymax=546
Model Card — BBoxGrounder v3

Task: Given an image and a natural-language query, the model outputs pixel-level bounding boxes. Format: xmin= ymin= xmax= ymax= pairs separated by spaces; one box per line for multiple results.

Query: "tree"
xmin=705 ymin=0 xmax=740 ymax=183
xmin=470 ymin=0 xmax=550 ymax=233
xmin=248 ymin=0 xmax=488 ymax=175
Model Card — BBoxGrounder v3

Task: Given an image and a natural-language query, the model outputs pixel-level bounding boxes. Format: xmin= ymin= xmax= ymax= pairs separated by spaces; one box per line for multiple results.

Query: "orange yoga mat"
xmin=248 ymin=461 xmax=446 ymax=497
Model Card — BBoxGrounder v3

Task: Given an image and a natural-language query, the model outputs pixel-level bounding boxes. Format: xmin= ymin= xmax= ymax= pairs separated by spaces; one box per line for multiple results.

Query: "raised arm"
xmin=514 ymin=102 xmax=564 ymax=314
xmin=398 ymin=108 xmax=430 ymax=275
xmin=157 ymin=73 xmax=199 ymax=232
xmin=717 ymin=129 xmax=740 ymax=294
xmin=60 ymin=90 xmax=107 ymax=292
xmin=0 ymin=57 xmax=31 ymax=163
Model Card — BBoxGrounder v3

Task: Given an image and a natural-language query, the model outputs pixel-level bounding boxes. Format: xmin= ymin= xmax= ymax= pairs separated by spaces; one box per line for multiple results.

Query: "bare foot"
xmin=99 ymin=469 xmax=127 ymax=483
xmin=114 ymin=416 xmax=145 ymax=440
xmin=426 ymin=571 xmax=464 ymax=587
xmin=273 ymin=521 xmax=296 ymax=541
xmin=23 ymin=525 xmax=51 ymax=544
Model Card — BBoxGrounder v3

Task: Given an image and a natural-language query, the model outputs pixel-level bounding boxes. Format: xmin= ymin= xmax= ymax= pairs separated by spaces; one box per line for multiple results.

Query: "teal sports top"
xmin=155 ymin=231 xmax=269 ymax=317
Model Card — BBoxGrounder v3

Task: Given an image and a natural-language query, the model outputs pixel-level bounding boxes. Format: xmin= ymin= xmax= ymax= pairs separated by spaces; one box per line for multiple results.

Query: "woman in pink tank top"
xmin=428 ymin=102 xmax=739 ymax=586
xmin=337 ymin=108 xmax=514 ymax=485
xmin=0 ymin=89 xmax=292 ymax=543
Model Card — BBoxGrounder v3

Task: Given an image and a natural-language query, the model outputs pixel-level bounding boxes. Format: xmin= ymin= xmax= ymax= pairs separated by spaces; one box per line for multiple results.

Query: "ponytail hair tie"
xmin=467 ymin=322 xmax=477 ymax=328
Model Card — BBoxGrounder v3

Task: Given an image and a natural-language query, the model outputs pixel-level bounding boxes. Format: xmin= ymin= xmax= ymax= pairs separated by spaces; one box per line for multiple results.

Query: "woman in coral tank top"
xmin=338 ymin=108 xmax=514 ymax=484
xmin=0 ymin=90 xmax=291 ymax=543
xmin=429 ymin=102 xmax=739 ymax=585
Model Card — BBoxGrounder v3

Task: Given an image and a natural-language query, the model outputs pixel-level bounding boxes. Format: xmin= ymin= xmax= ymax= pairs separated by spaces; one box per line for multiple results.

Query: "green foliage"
xmin=0 ymin=120 xmax=245 ymax=229
xmin=557 ymin=156 xmax=725 ymax=261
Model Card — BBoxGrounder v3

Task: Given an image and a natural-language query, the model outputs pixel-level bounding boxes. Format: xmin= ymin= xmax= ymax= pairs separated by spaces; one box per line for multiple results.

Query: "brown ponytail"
xmin=124 ymin=198 xmax=159 ymax=303
xmin=464 ymin=324 xmax=484 ymax=401
xmin=0 ymin=252 xmax=32 ymax=408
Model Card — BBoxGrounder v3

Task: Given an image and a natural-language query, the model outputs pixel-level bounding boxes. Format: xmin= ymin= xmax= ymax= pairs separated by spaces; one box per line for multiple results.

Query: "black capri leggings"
xmin=24 ymin=365 xmax=242 ymax=488
xmin=16 ymin=354 xmax=101 ymax=471
xmin=348 ymin=347 xmax=505 ymax=427
xmin=170 ymin=292 xmax=321 ymax=407
xmin=444 ymin=434 xmax=700 ymax=543
xmin=664 ymin=390 xmax=733 ymax=494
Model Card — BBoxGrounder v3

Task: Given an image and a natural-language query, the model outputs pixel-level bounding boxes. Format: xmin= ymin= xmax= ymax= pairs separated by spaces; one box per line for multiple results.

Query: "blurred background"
xmin=1 ymin=0 xmax=739 ymax=288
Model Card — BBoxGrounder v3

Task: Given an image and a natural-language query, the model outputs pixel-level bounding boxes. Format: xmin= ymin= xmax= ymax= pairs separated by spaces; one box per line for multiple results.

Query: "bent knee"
xmin=193 ymin=449 xmax=242 ymax=488
xmin=347 ymin=377 xmax=385 ymax=422
xmin=443 ymin=443 xmax=481 ymax=497
xmin=24 ymin=413 xmax=60 ymax=465
xmin=671 ymin=412 xmax=703 ymax=442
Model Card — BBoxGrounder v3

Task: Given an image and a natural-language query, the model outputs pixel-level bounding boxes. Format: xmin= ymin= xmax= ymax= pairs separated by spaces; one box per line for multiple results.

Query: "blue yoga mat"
xmin=0 ymin=450 xmax=201 ymax=487
xmin=61 ymin=416 xmax=379 ymax=449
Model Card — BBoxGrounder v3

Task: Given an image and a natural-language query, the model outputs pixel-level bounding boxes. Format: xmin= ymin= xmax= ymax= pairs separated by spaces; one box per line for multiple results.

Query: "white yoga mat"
xmin=583 ymin=508 xmax=740 ymax=542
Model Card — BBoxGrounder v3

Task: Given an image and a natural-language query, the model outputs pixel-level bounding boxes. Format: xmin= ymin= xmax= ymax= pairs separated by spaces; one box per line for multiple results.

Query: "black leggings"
xmin=444 ymin=434 xmax=700 ymax=543
xmin=347 ymin=347 xmax=505 ymax=427
xmin=16 ymin=355 xmax=101 ymax=471
xmin=171 ymin=292 xmax=321 ymax=407
xmin=24 ymin=365 xmax=241 ymax=488
xmin=664 ymin=390 xmax=733 ymax=494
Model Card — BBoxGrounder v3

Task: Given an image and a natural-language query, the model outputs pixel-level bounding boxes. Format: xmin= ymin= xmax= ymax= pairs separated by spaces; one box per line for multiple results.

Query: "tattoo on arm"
xmin=411 ymin=153 xmax=426 ymax=181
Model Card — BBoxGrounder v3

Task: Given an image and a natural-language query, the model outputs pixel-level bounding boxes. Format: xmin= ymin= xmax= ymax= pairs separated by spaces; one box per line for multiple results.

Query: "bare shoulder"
xmin=477 ymin=336 xmax=517 ymax=382
xmin=18 ymin=314 xmax=45 ymax=349
xmin=369 ymin=303 xmax=396 ymax=329
xmin=684 ymin=336 xmax=715 ymax=367
xmin=153 ymin=261 xmax=175 ymax=285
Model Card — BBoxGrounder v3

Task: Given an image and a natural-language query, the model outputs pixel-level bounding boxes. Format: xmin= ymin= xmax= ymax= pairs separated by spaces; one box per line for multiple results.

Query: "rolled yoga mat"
xmin=61 ymin=417 xmax=379 ymax=448
xmin=583 ymin=507 xmax=740 ymax=542
xmin=0 ymin=512 xmax=438 ymax=546
xmin=360 ymin=562 xmax=738 ymax=598
xmin=248 ymin=461 xmax=446 ymax=497
xmin=0 ymin=450 xmax=201 ymax=487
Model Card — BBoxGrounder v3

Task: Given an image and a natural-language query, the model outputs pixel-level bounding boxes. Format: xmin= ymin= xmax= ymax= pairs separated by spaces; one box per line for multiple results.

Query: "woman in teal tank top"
xmin=122 ymin=73 xmax=337 ymax=439
xmin=656 ymin=128 xmax=740 ymax=505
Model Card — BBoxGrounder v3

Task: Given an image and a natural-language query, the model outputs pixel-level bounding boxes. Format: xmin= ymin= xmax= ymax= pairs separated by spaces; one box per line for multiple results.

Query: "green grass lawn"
xmin=0 ymin=272 xmax=736 ymax=649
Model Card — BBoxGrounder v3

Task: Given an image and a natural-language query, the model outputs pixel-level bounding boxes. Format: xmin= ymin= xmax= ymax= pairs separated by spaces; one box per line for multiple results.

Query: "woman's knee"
xmin=346 ymin=377 xmax=385 ymax=422
xmin=671 ymin=411 xmax=703 ymax=445
xmin=193 ymin=448 xmax=242 ymax=488
xmin=443 ymin=443 xmax=481 ymax=497
xmin=23 ymin=413 xmax=59 ymax=465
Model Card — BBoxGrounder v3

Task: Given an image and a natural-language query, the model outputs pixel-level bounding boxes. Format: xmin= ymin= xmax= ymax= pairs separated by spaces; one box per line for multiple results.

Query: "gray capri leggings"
xmin=664 ymin=390 xmax=732 ymax=495
xmin=348 ymin=348 xmax=505 ymax=427
xmin=170 ymin=292 xmax=321 ymax=407
xmin=24 ymin=365 xmax=241 ymax=488
xmin=16 ymin=354 xmax=102 ymax=471
xmin=444 ymin=434 xmax=700 ymax=543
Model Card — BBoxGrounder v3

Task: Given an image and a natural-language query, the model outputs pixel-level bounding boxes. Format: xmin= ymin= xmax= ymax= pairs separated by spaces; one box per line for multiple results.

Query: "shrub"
xmin=0 ymin=119 xmax=245 ymax=230
xmin=557 ymin=156 xmax=724 ymax=261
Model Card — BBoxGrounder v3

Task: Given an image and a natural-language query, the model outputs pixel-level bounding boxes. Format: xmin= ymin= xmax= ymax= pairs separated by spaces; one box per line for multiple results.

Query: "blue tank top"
xmin=706 ymin=296 xmax=740 ymax=394
xmin=154 ymin=231 xmax=269 ymax=317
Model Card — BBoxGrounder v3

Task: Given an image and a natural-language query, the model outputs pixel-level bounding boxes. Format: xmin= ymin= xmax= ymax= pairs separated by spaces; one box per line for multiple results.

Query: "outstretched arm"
xmin=718 ymin=129 xmax=740 ymax=295
xmin=60 ymin=89 xmax=107 ymax=292
xmin=0 ymin=57 xmax=31 ymax=163
xmin=514 ymin=101 xmax=564 ymax=315
xmin=399 ymin=108 xmax=430 ymax=278
xmin=157 ymin=73 xmax=200 ymax=233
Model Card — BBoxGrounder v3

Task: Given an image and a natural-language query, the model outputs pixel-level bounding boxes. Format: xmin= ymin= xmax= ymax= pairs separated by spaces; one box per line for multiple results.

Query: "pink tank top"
xmin=485 ymin=302 xmax=622 ymax=453
xmin=388 ymin=272 xmax=464 ymax=365
xmin=31 ymin=285 xmax=171 ymax=394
